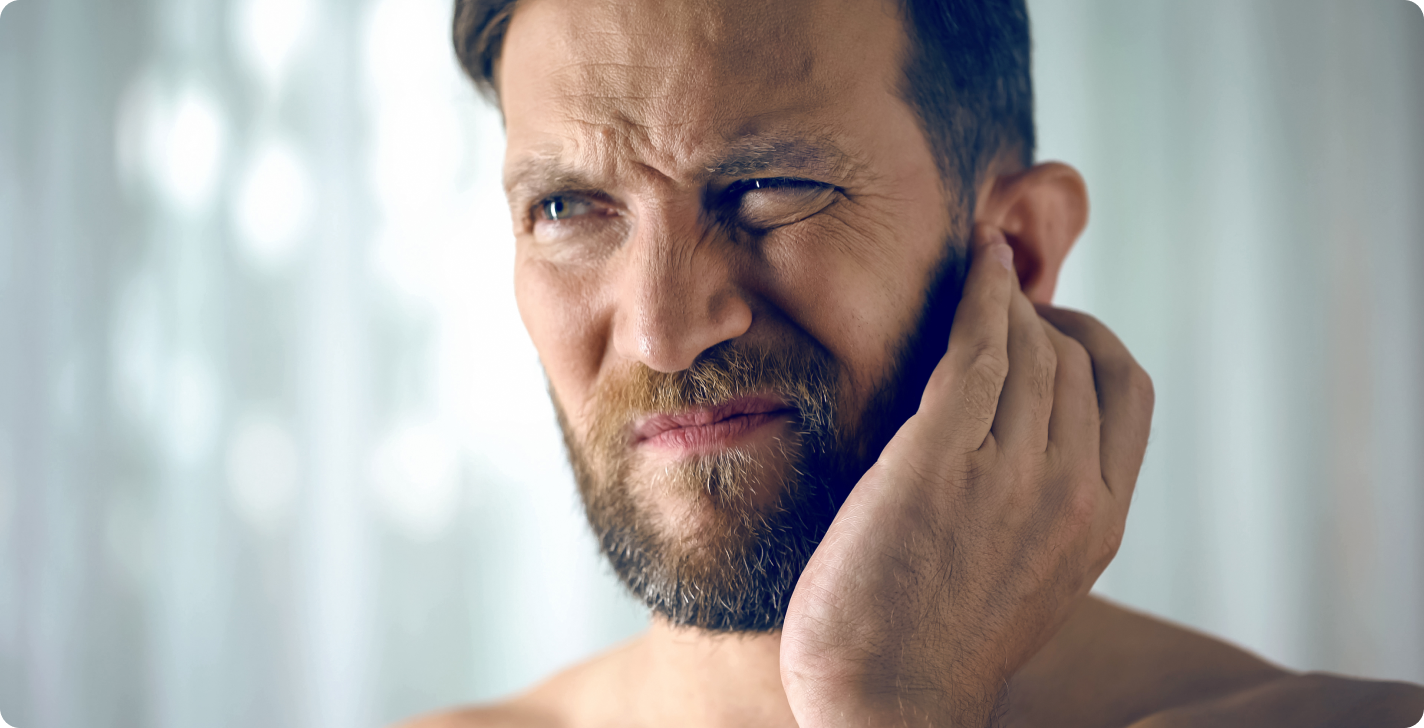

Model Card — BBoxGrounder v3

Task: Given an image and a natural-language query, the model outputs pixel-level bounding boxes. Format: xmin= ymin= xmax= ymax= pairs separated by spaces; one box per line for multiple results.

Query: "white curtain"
xmin=0 ymin=1 xmax=1418 ymax=726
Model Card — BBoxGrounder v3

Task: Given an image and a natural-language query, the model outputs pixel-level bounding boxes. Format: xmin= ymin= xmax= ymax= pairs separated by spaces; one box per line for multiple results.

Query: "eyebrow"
xmin=704 ymin=136 xmax=861 ymax=179
xmin=503 ymin=133 xmax=864 ymax=203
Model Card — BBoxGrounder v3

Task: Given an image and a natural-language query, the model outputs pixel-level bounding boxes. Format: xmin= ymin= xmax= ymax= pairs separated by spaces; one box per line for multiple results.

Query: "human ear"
xmin=973 ymin=162 xmax=1089 ymax=304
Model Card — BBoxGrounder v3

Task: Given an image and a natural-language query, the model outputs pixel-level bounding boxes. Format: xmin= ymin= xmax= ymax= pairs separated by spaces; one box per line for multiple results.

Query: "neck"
xmin=627 ymin=618 xmax=798 ymax=728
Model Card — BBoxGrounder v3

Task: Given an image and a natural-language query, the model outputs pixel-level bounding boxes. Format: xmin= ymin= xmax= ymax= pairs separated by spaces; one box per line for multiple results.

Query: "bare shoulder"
xmin=1008 ymin=596 xmax=1424 ymax=728
xmin=1128 ymin=672 xmax=1424 ymax=728
xmin=388 ymin=637 xmax=644 ymax=728
xmin=392 ymin=700 xmax=561 ymax=728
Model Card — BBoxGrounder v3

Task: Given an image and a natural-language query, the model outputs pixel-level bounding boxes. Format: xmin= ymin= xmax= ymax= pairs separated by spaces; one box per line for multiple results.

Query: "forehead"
xmin=498 ymin=0 xmax=908 ymax=184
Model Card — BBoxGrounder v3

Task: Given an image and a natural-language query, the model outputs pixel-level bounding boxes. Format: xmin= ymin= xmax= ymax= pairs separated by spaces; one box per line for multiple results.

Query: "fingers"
xmin=1036 ymin=305 xmax=1155 ymax=504
xmin=990 ymin=276 xmax=1056 ymax=453
xmin=1040 ymin=318 xmax=1099 ymax=455
xmin=920 ymin=225 xmax=1015 ymax=451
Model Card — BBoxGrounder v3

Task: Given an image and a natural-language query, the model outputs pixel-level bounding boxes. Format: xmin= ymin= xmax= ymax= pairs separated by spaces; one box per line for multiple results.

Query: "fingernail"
xmin=992 ymin=242 xmax=1014 ymax=272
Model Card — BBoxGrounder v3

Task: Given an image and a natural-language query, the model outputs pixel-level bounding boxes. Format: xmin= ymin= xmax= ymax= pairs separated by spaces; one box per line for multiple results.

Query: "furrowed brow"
xmin=503 ymin=135 xmax=864 ymax=201
xmin=705 ymin=136 xmax=862 ymax=180
xmin=503 ymin=158 xmax=603 ymax=203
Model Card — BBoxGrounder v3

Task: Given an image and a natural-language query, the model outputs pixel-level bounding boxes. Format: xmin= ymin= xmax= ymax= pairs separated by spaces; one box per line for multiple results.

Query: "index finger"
xmin=1036 ymin=305 xmax=1155 ymax=504
xmin=917 ymin=225 xmax=1016 ymax=452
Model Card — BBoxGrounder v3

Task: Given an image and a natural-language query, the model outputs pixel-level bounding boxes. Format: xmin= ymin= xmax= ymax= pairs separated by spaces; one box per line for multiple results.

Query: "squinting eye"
xmin=729 ymin=178 xmax=838 ymax=231
xmin=538 ymin=195 xmax=597 ymax=221
xmin=738 ymin=178 xmax=822 ymax=194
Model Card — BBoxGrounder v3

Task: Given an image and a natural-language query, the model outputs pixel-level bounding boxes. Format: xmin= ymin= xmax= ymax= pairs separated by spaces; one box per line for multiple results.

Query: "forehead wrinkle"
xmin=506 ymin=127 xmax=872 ymax=203
xmin=506 ymin=131 xmax=871 ymax=202
xmin=504 ymin=132 xmax=688 ymax=202
xmin=532 ymin=0 xmax=826 ymax=126
xmin=547 ymin=0 xmax=820 ymax=83
xmin=506 ymin=0 xmax=868 ymax=188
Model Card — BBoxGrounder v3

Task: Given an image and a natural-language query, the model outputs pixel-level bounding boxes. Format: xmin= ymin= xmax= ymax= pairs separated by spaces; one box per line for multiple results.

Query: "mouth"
xmin=632 ymin=395 xmax=798 ymax=454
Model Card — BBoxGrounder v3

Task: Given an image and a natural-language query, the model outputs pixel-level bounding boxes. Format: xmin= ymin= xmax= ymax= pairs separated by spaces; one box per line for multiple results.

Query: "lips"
xmin=632 ymin=395 xmax=797 ymax=452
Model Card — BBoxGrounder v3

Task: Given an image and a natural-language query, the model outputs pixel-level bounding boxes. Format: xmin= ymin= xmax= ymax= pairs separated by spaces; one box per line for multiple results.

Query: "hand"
xmin=779 ymin=225 xmax=1155 ymax=727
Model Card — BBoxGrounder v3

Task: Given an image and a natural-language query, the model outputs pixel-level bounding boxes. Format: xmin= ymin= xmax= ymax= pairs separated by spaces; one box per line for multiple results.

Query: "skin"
xmin=401 ymin=0 xmax=1424 ymax=725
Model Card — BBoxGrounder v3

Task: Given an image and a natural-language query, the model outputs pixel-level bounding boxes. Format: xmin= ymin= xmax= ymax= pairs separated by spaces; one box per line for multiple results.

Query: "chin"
xmin=631 ymin=439 xmax=802 ymax=531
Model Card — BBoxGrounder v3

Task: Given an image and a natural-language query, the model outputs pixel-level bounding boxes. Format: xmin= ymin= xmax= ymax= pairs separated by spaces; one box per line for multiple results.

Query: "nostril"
xmin=617 ymin=293 xmax=753 ymax=374
xmin=612 ymin=238 xmax=754 ymax=373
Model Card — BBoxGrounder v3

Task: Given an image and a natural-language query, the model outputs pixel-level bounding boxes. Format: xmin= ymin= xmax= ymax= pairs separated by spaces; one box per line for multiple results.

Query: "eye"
xmin=726 ymin=178 xmax=838 ymax=231
xmin=536 ymin=195 xmax=599 ymax=221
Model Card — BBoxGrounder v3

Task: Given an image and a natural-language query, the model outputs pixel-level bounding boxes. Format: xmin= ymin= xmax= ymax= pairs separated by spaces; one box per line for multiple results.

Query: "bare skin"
xmin=403 ymin=597 xmax=1424 ymax=728
xmin=405 ymin=0 xmax=1424 ymax=724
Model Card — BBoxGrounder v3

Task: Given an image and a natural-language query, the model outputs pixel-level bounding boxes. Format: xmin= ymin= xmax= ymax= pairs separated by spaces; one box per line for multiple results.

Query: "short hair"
xmin=452 ymin=0 xmax=1034 ymax=193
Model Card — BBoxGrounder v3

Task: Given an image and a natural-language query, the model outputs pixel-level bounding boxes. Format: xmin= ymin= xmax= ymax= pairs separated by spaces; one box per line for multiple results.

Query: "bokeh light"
xmin=234 ymin=140 xmax=312 ymax=270
xmin=153 ymin=88 xmax=226 ymax=212
xmin=232 ymin=0 xmax=310 ymax=87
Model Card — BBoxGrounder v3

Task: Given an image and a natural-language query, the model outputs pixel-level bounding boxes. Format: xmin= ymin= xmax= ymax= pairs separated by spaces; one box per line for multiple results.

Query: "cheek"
xmin=514 ymin=254 xmax=607 ymax=425
xmin=757 ymin=205 xmax=946 ymax=401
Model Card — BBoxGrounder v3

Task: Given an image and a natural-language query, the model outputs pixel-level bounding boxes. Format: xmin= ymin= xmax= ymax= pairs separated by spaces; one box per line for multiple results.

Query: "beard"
xmin=552 ymin=238 xmax=969 ymax=633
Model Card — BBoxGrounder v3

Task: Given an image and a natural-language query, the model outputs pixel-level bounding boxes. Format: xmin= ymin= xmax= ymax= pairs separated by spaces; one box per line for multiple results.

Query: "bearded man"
xmin=401 ymin=0 xmax=1424 ymax=725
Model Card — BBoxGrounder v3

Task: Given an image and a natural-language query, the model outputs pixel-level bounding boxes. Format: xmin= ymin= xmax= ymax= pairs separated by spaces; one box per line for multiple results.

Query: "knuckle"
xmin=1100 ymin=519 xmax=1126 ymax=561
xmin=1071 ymin=309 xmax=1107 ymax=332
xmin=1099 ymin=357 xmax=1152 ymax=403
xmin=966 ymin=344 xmax=1011 ymax=383
xmin=965 ymin=369 xmax=1003 ymax=407
xmin=1131 ymin=366 xmax=1156 ymax=410
xmin=1048 ymin=307 xmax=1094 ymax=336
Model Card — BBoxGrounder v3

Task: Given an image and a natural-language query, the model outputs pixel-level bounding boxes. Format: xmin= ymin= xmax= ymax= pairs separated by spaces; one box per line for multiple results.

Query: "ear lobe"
xmin=975 ymin=162 xmax=1089 ymax=303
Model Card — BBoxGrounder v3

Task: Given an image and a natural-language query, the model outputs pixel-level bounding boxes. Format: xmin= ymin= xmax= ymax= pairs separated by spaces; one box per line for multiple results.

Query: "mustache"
xmin=585 ymin=341 xmax=842 ymax=454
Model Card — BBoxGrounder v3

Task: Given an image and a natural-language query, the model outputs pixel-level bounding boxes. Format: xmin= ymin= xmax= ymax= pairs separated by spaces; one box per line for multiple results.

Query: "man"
xmin=406 ymin=0 xmax=1424 ymax=725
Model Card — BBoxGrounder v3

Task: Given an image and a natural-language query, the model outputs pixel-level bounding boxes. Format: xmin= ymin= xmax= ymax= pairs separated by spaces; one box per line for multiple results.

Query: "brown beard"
xmin=552 ymin=240 xmax=969 ymax=633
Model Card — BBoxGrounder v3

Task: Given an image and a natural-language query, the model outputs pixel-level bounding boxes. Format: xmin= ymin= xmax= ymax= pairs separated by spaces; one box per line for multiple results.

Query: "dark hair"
xmin=452 ymin=0 xmax=1033 ymax=191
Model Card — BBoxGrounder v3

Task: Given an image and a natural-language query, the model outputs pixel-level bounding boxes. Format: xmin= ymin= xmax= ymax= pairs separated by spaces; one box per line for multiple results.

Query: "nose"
xmin=612 ymin=217 xmax=753 ymax=373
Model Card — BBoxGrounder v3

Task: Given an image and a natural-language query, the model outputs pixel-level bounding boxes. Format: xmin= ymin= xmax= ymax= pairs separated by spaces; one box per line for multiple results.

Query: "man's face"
xmin=500 ymin=0 xmax=965 ymax=629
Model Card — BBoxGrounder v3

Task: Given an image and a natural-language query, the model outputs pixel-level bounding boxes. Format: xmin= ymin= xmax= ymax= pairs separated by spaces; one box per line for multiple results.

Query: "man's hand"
xmin=780 ymin=225 xmax=1155 ymax=727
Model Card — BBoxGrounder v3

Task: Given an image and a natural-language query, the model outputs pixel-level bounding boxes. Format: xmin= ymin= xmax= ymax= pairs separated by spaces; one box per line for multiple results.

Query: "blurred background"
xmin=0 ymin=0 xmax=1420 ymax=725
